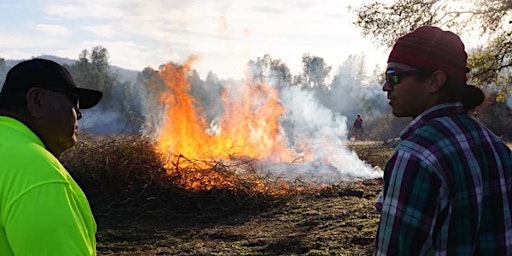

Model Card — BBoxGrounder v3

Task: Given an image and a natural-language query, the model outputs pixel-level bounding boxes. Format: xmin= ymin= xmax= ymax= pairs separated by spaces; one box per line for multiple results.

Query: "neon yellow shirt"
xmin=0 ymin=116 xmax=96 ymax=255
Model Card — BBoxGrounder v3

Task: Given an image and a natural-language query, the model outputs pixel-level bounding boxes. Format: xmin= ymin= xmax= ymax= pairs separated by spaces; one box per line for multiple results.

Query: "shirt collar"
xmin=400 ymin=102 xmax=467 ymax=140
xmin=0 ymin=116 xmax=45 ymax=147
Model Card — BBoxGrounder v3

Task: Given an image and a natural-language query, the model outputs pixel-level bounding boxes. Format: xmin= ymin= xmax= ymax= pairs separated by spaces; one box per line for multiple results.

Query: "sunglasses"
xmin=385 ymin=69 xmax=431 ymax=87
xmin=46 ymin=87 xmax=82 ymax=120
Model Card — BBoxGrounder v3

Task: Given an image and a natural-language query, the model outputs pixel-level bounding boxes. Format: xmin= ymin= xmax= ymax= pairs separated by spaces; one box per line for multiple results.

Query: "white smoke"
xmin=256 ymin=86 xmax=382 ymax=184
xmin=79 ymin=108 xmax=130 ymax=134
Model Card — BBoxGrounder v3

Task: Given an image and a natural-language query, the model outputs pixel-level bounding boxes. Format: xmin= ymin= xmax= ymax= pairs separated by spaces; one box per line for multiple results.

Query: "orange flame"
xmin=155 ymin=58 xmax=295 ymax=170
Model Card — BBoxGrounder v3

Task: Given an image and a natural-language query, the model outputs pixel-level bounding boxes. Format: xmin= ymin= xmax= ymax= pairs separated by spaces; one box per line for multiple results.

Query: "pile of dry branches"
xmin=60 ymin=134 xmax=323 ymax=215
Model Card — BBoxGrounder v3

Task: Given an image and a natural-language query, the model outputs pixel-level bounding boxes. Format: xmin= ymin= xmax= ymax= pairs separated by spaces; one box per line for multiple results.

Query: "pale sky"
xmin=0 ymin=0 xmax=390 ymax=79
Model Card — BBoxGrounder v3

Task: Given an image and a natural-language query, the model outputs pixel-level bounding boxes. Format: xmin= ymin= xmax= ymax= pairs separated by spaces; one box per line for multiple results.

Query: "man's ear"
xmin=25 ymin=87 xmax=45 ymax=118
xmin=428 ymin=70 xmax=447 ymax=93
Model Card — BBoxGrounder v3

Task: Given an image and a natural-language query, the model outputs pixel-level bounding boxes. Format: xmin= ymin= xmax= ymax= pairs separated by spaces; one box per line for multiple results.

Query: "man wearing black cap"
xmin=0 ymin=58 xmax=102 ymax=255
xmin=375 ymin=26 xmax=512 ymax=255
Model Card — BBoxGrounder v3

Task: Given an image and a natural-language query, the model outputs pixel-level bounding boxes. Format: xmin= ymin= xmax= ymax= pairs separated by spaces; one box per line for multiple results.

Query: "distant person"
xmin=282 ymin=110 xmax=295 ymax=147
xmin=0 ymin=59 xmax=102 ymax=255
xmin=375 ymin=26 xmax=512 ymax=255
xmin=352 ymin=114 xmax=363 ymax=140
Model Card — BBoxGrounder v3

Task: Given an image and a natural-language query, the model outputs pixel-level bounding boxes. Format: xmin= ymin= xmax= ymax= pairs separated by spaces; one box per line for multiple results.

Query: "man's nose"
xmin=382 ymin=81 xmax=392 ymax=92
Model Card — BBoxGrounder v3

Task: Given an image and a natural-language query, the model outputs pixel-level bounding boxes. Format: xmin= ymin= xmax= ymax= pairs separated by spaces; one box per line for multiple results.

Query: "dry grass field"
xmin=62 ymin=137 xmax=394 ymax=255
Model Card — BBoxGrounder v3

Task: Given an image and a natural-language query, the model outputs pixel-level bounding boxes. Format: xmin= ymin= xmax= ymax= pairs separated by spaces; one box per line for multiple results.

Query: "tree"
xmin=66 ymin=46 xmax=117 ymax=108
xmin=134 ymin=66 xmax=168 ymax=136
xmin=245 ymin=54 xmax=270 ymax=85
xmin=269 ymin=58 xmax=292 ymax=89
xmin=0 ymin=57 xmax=6 ymax=86
xmin=245 ymin=54 xmax=292 ymax=88
xmin=470 ymin=34 xmax=512 ymax=101
xmin=321 ymin=54 xmax=386 ymax=117
xmin=331 ymin=54 xmax=367 ymax=87
xmin=352 ymin=0 xmax=512 ymax=98
xmin=66 ymin=46 xmax=148 ymax=134
xmin=0 ymin=57 xmax=5 ymax=71
xmin=188 ymin=69 xmax=217 ymax=123
xmin=201 ymin=71 xmax=224 ymax=123
xmin=301 ymin=54 xmax=332 ymax=89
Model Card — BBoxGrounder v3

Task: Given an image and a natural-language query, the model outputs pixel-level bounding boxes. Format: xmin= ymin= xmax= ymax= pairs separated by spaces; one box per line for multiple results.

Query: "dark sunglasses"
xmin=46 ymin=88 xmax=82 ymax=120
xmin=385 ymin=69 xmax=431 ymax=86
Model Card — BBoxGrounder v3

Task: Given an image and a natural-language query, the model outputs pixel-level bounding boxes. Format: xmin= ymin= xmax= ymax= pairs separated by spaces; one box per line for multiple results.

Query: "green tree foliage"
xmin=67 ymin=46 xmax=145 ymax=133
xmin=66 ymin=46 xmax=117 ymax=109
xmin=300 ymin=54 xmax=332 ymax=89
xmin=352 ymin=0 xmax=512 ymax=98
xmin=469 ymin=33 xmax=512 ymax=101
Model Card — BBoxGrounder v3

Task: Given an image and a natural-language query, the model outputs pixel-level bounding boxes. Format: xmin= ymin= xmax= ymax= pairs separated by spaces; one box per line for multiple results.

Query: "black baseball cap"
xmin=0 ymin=58 xmax=102 ymax=109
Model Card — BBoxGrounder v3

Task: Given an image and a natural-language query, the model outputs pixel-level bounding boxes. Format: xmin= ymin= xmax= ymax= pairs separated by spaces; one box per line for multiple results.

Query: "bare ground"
xmin=93 ymin=141 xmax=394 ymax=255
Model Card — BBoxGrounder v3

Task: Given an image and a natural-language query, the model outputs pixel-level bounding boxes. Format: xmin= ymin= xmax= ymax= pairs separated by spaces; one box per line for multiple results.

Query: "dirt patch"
xmin=93 ymin=141 xmax=393 ymax=255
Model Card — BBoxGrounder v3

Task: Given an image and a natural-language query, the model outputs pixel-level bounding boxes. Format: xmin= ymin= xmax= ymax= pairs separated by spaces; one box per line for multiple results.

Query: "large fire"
xmin=154 ymin=58 xmax=303 ymax=191
xmin=155 ymin=59 xmax=296 ymax=163
xmin=152 ymin=59 xmax=380 ymax=192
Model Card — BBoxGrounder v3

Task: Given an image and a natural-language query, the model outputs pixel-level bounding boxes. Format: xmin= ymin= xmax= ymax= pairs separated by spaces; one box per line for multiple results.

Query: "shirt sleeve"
xmin=375 ymin=150 xmax=442 ymax=255
xmin=4 ymin=182 xmax=96 ymax=256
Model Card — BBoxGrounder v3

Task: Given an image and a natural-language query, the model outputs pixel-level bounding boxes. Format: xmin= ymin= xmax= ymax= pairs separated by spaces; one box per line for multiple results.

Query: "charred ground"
xmin=62 ymin=138 xmax=393 ymax=255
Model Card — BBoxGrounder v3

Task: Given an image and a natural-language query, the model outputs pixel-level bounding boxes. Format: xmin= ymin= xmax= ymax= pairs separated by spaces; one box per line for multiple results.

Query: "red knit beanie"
xmin=388 ymin=26 xmax=484 ymax=109
xmin=388 ymin=26 xmax=469 ymax=84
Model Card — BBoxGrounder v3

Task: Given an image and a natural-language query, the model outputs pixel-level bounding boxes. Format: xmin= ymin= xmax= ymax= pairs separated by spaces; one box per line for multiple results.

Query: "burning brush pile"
xmin=152 ymin=60 xmax=382 ymax=185
xmin=61 ymin=134 xmax=315 ymax=215
xmin=61 ymin=60 xmax=383 ymax=213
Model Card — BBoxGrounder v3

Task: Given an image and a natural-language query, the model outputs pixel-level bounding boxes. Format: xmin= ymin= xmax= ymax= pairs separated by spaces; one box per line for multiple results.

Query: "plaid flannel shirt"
xmin=375 ymin=102 xmax=512 ymax=255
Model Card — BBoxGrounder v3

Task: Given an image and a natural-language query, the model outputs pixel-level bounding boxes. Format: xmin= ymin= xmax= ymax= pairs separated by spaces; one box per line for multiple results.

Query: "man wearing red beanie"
xmin=375 ymin=26 xmax=512 ymax=255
